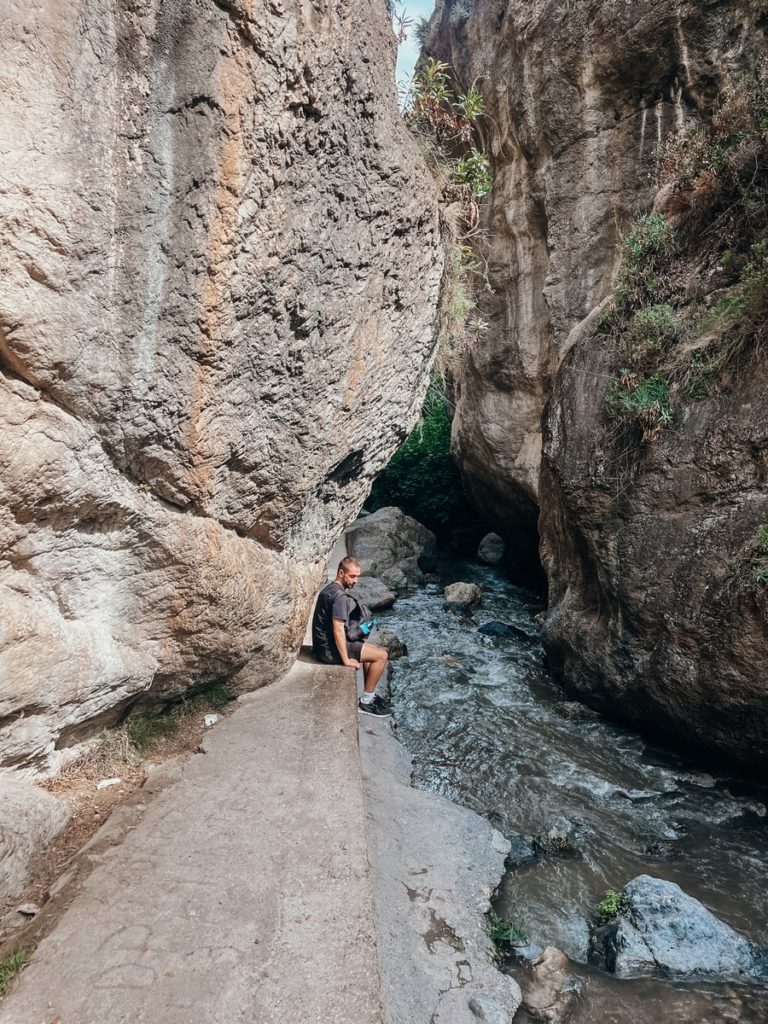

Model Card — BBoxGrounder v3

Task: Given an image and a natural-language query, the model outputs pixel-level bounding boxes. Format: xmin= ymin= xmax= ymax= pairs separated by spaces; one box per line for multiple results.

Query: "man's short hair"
xmin=338 ymin=556 xmax=361 ymax=573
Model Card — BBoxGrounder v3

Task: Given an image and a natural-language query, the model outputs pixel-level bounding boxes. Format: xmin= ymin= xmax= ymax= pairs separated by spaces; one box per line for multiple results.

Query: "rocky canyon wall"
xmin=428 ymin=0 xmax=768 ymax=769
xmin=0 ymin=0 xmax=442 ymax=776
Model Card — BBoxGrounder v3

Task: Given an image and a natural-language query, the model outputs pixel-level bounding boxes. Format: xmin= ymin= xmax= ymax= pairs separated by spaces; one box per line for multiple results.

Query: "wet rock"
xmin=552 ymin=701 xmax=600 ymax=722
xmin=505 ymin=833 xmax=536 ymax=867
xmin=478 ymin=621 xmax=536 ymax=643
xmin=521 ymin=946 xmax=582 ymax=1024
xmin=468 ymin=994 xmax=514 ymax=1023
xmin=643 ymin=840 xmax=680 ymax=861
xmin=478 ymin=534 xmax=505 ymax=566
xmin=443 ymin=582 xmax=483 ymax=612
xmin=354 ymin=576 xmax=397 ymax=611
xmin=532 ymin=820 xmax=580 ymax=859
xmin=513 ymin=942 xmax=545 ymax=964
xmin=345 ymin=508 xmax=437 ymax=593
xmin=591 ymin=875 xmax=767 ymax=980
xmin=1 ymin=781 xmax=69 ymax=903
xmin=373 ymin=629 xmax=408 ymax=660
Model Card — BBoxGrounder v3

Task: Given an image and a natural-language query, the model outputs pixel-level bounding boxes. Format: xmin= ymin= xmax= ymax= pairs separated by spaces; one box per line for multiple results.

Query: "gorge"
xmin=1 ymin=0 xmax=767 ymax=1019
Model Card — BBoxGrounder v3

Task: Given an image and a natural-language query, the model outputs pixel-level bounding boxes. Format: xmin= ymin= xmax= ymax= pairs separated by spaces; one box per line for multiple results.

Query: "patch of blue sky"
xmin=395 ymin=0 xmax=436 ymax=92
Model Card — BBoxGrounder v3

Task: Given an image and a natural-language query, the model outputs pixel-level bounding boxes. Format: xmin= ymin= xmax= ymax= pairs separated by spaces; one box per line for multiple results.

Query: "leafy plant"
xmin=0 ymin=949 xmax=28 ymax=997
xmin=594 ymin=889 xmax=631 ymax=927
xmin=487 ymin=913 xmax=530 ymax=946
xmin=605 ymin=371 xmax=673 ymax=441
xmin=452 ymin=150 xmax=493 ymax=199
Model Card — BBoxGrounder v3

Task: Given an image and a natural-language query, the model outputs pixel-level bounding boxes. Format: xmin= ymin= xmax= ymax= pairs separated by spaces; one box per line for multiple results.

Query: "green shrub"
xmin=594 ymin=889 xmax=631 ymax=927
xmin=0 ymin=949 xmax=28 ymax=997
xmin=452 ymin=150 xmax=492 ymax=199
xmin=623 ymin=303 xmax=681 ymax=365
xmin=487 ymin=913 xmax=530 ymax=946
xmin=742 ymin=239 xmax=768 ymax=315
xmin=616 ymin=215 xmax=674 ymax=308
xmin=605 ymin=371 xmax=673 ymax=441
xmin=685 ymin=349 xmax=728 ymax=398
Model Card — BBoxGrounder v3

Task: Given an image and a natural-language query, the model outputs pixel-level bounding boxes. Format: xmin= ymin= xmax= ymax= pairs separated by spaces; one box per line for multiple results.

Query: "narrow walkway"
xmin=1 ymin=657 xmax=382 ymax=1024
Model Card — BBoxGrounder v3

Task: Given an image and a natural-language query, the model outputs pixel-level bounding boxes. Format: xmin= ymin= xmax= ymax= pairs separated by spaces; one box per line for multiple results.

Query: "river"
xmin=378 ymin=556 xmax=768 ymax=1023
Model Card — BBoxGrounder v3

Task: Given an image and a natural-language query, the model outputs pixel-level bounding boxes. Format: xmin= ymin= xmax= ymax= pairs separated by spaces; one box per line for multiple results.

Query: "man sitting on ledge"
xmin=311 ymin=556 xmax=392 ymax=718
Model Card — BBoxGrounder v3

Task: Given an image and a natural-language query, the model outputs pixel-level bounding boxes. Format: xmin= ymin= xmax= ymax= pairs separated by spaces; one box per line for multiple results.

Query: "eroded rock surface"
xmin=428 ymin=0 xmax=768 ymax=766
xmin=0 ymin=1 xmax=441 ymax=774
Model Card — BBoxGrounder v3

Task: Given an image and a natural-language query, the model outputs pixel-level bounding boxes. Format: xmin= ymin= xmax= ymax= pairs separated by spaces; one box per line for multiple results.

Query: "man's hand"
xmin=343 ymin=659 xmax=361 ymax=670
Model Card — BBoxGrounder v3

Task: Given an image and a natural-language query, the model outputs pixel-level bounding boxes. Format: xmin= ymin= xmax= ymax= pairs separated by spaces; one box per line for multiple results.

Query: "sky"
xmin=395 ymin=0 xmax=436 ymax=91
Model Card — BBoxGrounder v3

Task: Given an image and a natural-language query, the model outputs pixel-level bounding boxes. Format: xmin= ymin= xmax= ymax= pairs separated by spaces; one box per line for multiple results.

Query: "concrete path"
xmin=1 ymin=656 xmax=382 ymax=1024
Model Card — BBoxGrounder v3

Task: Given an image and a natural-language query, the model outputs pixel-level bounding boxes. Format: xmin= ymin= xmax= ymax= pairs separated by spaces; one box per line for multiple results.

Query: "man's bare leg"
xmin=359 ymin=643 xmax=388 ymax=694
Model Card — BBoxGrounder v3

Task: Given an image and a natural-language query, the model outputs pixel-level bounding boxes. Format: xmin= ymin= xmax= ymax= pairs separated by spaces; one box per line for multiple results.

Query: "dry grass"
xmin=18 ymin=691 xmax=234 ymax=915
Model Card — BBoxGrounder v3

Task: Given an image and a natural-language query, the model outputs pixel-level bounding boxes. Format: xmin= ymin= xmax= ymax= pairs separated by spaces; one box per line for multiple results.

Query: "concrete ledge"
xmin=1 ymin=660 xmax=381 ymax=1024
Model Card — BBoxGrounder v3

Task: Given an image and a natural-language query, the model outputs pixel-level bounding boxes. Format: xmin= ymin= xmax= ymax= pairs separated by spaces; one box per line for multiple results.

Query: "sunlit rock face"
xmin=430 ymin=0 xmax=768 ymax=767
xmin=0 ymin=0 xmax=442 ymax=775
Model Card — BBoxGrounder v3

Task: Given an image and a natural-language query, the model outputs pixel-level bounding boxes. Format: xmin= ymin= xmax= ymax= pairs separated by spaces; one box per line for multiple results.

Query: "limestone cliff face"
xmin=429 ymin=0 xmax=768 ymax=767
xmin=0 ymin=0 xmax=442 ymax=775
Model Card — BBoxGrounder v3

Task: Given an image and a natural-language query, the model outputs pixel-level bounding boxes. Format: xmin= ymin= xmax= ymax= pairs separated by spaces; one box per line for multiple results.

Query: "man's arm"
xmin=333 ymin=619 xmax=360 ymax=669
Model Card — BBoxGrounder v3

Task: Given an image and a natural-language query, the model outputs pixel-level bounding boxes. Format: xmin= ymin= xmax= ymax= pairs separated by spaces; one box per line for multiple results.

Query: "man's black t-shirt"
xmin=311 ymin=581 xmax=349 ymax=658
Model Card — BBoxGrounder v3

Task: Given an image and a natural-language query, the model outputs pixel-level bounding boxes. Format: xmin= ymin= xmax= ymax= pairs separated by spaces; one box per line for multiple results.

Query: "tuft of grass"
xmin=487 ymin=912 xmax=530 ymax=947
xmin=749 ymin=523 xmax=768 ymax=588
xmin=623 ymin=303 xmax=681 ymax=365
xmin=605 ymin=371 xmax=673 ymax=441
xmin=0 ymin=949 xmax=29 ymax=998
xmin=594 ymin=889 xmax=631 ymax=927
xmin=616 ymin=215 xmax=674 ymax=308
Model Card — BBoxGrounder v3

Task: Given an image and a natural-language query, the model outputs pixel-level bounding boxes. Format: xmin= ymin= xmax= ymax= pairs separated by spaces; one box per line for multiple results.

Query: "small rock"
xmin=533 ymin=820 xmax=580 ymax=859
xmin=478 ymin=621 xmax=537 ymax=643
xmin=15 ymin=902 xmax=40 ymax=917
xmin=96 ymin=777 xmax=122 ymax=790
xmin=552 ymin=701 xmax=599 ymax=722
xmin=203 ymin=714 xmax=219 ymax=727
xmin=521 ymin=946 xmax=582 ymax=1023
xmin=469 ymin=994 xmax=513 ymax=1024
xmin=478 ymin=533 xmax=505 ymax=566
xmin=506 ymin=832 xmax=536 ymax=867
xmin=373 ymin=628 xmax=408 ymax=659
xmin=444 ymin=582 xmax=482 ymax=612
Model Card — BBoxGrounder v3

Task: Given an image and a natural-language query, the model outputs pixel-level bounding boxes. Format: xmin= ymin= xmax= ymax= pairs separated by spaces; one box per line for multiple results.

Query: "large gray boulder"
xmin=353 ymin=576 xmax=396 ymax=611
xmin=345 ymin=507 xmax=436 ymax=592
xmin=0 ymin=0 xmax=441 ymax=774
xmin=591 ymin=875 xmax=767 ymax=980
xmin=1 ymin=781 xmax=69 ymax=904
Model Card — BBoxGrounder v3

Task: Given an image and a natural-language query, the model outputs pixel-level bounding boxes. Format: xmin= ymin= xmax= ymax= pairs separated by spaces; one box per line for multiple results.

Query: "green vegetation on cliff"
xmin=600 ymin=74 xmax=768 ymax=443
xmin=368 ymin=382 xmax=482 ymax=550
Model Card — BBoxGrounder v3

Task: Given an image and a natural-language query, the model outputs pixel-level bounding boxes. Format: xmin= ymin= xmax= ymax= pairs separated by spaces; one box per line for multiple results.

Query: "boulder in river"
xmin=532 ymin=820 xmax=581 ymax=859
xmin=444 ymin=582 xmax=483 ymax=612
xmin=354 ymin=576 xmax=396 ymax=611
xmin=372 ymin=628 xmax=408 ymax=660
xmin=478 ymin=533 xmax=506 ymax=566
xmin=345 ymin=507 xmax=436 ymax=592
xmin=520 ymin=946 xmax=582 ymax=1024
xmin=590 ymin=875 xmax=768 ymax=980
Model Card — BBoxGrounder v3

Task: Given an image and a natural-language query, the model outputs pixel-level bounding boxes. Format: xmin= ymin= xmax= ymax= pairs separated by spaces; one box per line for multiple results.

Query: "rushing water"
xmin=379 ymin=557 xmax=768 ymax=1023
